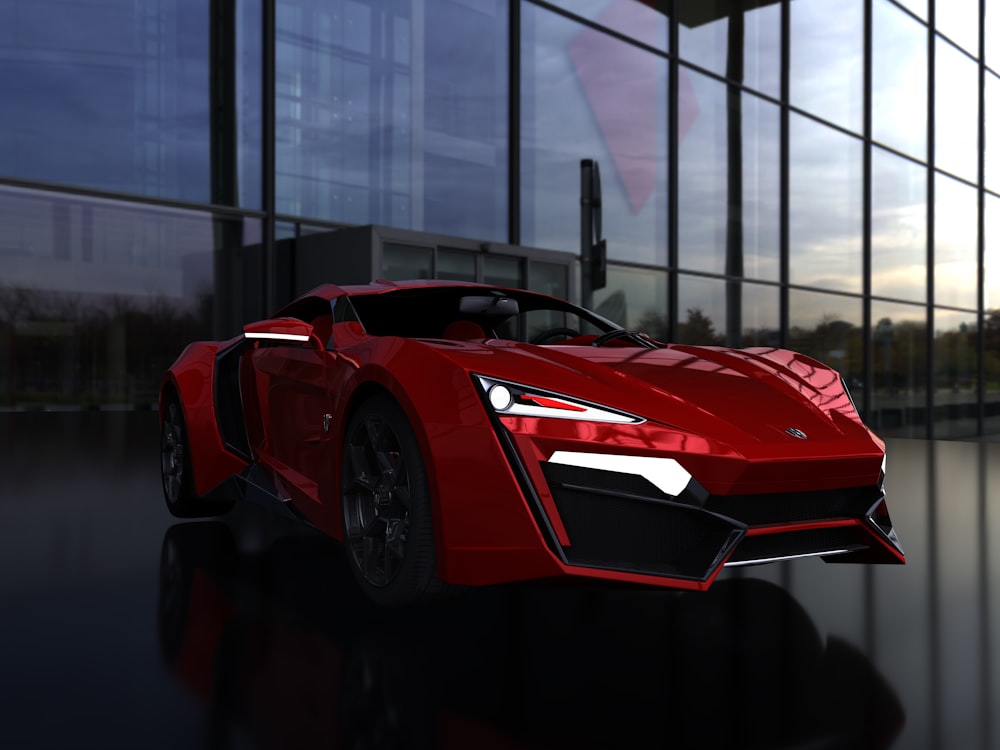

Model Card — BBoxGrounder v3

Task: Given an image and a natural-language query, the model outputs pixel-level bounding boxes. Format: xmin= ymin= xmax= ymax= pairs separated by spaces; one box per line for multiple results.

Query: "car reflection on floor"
xmin=159 ymin=506 xmax=904 ymax=750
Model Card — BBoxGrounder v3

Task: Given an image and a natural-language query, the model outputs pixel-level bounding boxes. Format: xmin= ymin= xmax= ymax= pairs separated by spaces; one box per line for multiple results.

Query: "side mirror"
xmin=243 ymin=318 xmax=322 ymax=350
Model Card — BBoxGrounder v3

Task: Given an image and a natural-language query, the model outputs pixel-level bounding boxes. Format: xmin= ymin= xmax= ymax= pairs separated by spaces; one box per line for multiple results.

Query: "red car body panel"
xmin=160 ymin=280 xmax=904 ymax=593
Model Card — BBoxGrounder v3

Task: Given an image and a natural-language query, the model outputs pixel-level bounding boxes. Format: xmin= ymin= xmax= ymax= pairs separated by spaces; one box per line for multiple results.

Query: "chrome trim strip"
xmin=724 ymin=548 xmax=854 ymax=567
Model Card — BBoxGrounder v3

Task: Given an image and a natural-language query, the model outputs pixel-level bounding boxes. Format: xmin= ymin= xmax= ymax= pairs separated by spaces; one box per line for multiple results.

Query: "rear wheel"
xmin=340 ymin=395 xmax=438 ymax=606
xmin=161 ymin=393 xmax=232 ymax=518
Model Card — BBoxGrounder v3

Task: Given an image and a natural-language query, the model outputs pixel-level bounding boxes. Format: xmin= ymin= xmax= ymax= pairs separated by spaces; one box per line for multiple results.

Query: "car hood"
xmin=423 ymin=338 xmax=874 ymax=449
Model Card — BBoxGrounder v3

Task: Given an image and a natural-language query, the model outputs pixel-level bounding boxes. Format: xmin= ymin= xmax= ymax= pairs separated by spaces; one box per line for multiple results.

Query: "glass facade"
xmin=0 ymin=0 xmax=997 ymax=440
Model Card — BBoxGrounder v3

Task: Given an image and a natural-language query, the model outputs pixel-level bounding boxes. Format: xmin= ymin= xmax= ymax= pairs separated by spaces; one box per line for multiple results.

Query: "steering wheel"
xmin=530 ymin=327 xmax=582 ymax=344
xmin=591 ymin=329 xmax=658 ymax=348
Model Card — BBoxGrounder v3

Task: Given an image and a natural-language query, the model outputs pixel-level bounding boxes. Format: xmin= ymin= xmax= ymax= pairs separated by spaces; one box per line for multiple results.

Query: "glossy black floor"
xmin=1 ymin=412 xmax=997 ymax=749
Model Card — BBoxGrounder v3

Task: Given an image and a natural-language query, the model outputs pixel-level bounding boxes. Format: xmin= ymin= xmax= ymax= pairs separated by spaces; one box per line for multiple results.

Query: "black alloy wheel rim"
xmin=343 ymin=415 xmax=412 ymax=588
xmin=161 ymin=402 xmax=185 ymax=504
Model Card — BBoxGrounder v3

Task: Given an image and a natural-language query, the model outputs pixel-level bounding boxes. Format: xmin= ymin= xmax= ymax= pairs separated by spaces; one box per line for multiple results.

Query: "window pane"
xmin=437 ymin=249 xmax=478 ymax=282
xmin=677 ymin=276 xmax=779 ymax=347
xmin=989 ymin=0 xmax=1000 ymax=70
xmin=988 ymin=194 xmax=1000 ymax=312
xmin=986 ymin=194 xmax=1000 ymax=435
xmin=790 ymin=0 xmax=864 ymax=132
xmin=483 ymin=255 xmax=521 ymax=288
xmin=872 ymin=0 xmax=928 ymax=159
xmin=788 ymin=290 xmax=863 ymax=384
xmin=276 ymin=0 xmax=508 ymax=240
xmin=789 ymin=115 xmax=863 ymax=292
xmin=528 ymin=261 xmax=568 ymax=300
xmin=934 ymin=174 xmax=978 ymax=310
xmin=0 ymin=0 xmax=261 ymax=207
xmin=986 ymin=71 xmax=1000 ymax=192
xmin=936 ymin=0 xmax=980 ymax=56
xmin=521 ymin=3 xmax=668 ymax=265
xmin=592 ymin=265 xmax=668 ymax=340
xmin=935 ymin=38 xmax=980 ymax=182
xmin=896 ymin=0 xmax=927 ymax=20
xmin=677 ymin=0 xmax=781 ymax=99
xmin=383 ymin=243 xmax=433 ymax=281
xmin=0 ymin=184 xmax=260 ymax=406
xmin=933 ymin=309 xmax=979 ymax=438
xmin=678 ymin=72 xmax=780 ymax=281
xmin=871 ymin=301 xmax=927 ymax=438
xmin=543 ymin=0 xmax=669 ymax=53
xmin=871 ymin=148 xmax=927 ymax=303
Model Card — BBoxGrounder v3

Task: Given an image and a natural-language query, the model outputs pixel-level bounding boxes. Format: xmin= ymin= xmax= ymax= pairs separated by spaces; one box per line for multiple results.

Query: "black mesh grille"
xmin=542 ymin=464 xmax=742 ymax=580
xmin=727 ymin=527 xmax=870 ymax=564
xmin=704 ymin=486 xmax=882 ymax=527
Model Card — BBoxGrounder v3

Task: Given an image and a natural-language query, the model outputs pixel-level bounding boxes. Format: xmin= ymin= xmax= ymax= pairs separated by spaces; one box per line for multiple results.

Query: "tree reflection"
xmin=676 ymin=307 xmax=725 ymax=346
xmin=0 ymin=284 xmax=210 ymax=407
xmin=790 ymin=314 xmax=863 ymax=381
xmin=984 ymin=310 xmax=1000 ymax=390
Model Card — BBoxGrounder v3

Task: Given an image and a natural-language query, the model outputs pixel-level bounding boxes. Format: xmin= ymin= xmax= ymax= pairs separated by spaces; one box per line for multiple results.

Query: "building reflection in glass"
xmin=677 ymin=0 xmax=780 ymax=99
xmin=0 ymin=185 xmax=261 ymax=409
xmin=0 ymin=0 xmax=261 ymax=207
xmin=275 ymin=0 xmax=508 ymax=240
xmin=678 ymin=70 xmax=780 ymax=282
xmin=520 ymin=1 xmax=669 ymax=266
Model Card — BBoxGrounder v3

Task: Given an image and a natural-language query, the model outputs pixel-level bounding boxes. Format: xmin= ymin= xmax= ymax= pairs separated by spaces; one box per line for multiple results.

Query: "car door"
xmin=243 ymin=308 xmax=337 ymax=507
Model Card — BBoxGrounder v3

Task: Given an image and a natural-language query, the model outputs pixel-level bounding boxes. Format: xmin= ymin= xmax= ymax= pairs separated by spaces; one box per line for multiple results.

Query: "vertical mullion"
xmin=977 ymin=0 xmax=987 ymax=436
xmin=862 ymin=0 xmax=873 ymax=422
xmin=667 ymin=0 xmax=679 ymax=342
xmin=926 ymin=8 xmax=935 ymax=441
xmin=509 ymin=0 xmax=521 ymax=246
xmin=779 ymin=0 xmax=790 ymax=347
xmin=262 ymin=0 xmax=276 ymax=313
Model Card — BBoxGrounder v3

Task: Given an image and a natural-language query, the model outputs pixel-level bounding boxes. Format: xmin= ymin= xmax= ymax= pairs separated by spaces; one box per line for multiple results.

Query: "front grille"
xmin=542 ymin=463 xmax=743 ymax=581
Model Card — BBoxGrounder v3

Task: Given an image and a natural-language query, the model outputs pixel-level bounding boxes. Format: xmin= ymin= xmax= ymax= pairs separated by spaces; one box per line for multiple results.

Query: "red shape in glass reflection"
xmin=569 ymin=0 xmax=699 ymax=215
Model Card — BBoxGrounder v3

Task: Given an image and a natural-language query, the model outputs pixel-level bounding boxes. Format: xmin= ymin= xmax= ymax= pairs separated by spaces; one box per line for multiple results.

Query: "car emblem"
xmin=786 ymin=427 xmax=808 ymax=439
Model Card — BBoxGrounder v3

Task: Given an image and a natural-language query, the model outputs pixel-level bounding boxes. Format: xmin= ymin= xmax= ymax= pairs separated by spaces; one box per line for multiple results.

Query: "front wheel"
xmin=340 ymin=395 xmax=439 ymax=606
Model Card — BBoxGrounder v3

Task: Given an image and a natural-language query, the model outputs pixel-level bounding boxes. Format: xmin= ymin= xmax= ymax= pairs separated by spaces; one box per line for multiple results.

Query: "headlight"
xmin=474 ymin=375 xmax=644 ymax=424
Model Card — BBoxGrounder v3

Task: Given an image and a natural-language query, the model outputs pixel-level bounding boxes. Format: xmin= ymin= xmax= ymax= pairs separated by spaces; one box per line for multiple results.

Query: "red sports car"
xmin=160 ymin=279 xmax=905 ymax=605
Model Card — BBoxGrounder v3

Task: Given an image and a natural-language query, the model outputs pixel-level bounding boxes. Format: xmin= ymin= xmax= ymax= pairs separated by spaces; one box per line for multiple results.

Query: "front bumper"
xmin=496 ymin=418 xmax=906 ymax=588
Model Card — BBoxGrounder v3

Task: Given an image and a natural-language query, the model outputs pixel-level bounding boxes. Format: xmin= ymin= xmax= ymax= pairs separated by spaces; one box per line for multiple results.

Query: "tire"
xmin=340 ymin=394 xmax=439 ymax=607
xmin=161 ymin=392 xmax=232 ymax=518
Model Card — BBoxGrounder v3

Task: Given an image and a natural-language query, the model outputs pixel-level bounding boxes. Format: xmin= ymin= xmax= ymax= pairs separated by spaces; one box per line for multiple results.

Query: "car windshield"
xmin=346 ymin=286 xmax=619 ymax=344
